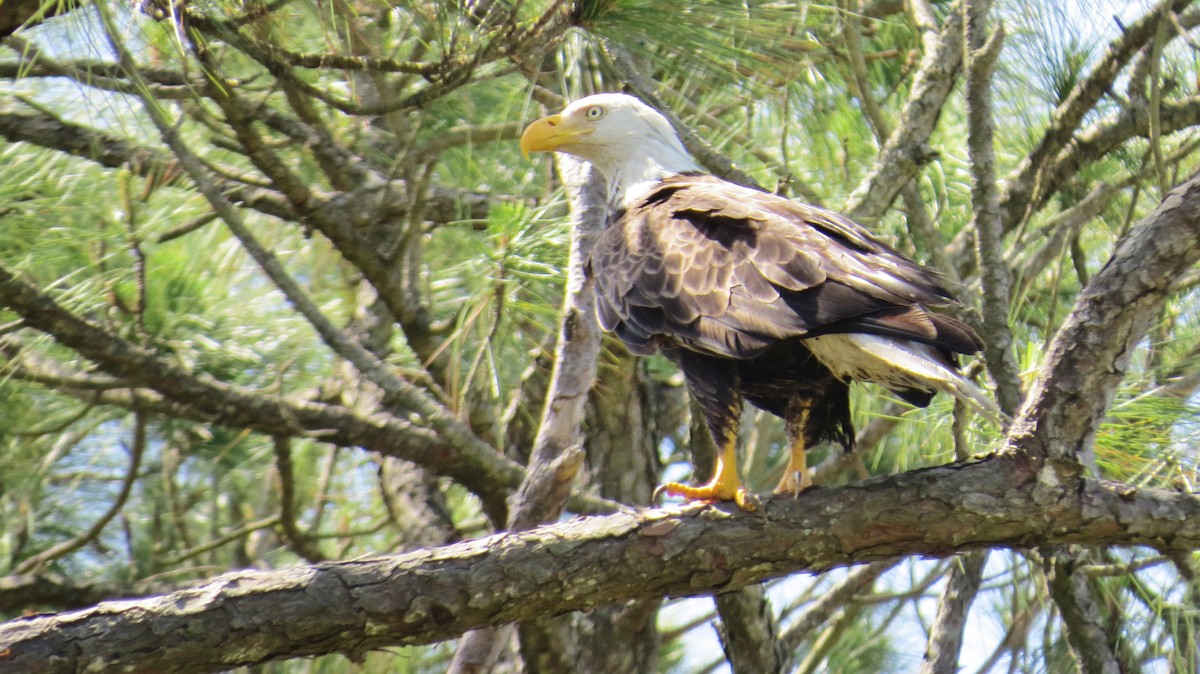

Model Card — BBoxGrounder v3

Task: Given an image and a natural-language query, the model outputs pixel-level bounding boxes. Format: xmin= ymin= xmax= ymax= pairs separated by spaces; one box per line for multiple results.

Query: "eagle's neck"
xmin=591 ymin=132 xmax=700 ymax=211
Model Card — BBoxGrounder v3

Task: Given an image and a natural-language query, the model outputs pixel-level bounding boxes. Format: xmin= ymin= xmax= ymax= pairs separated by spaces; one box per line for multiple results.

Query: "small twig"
xmin=15 ymin=411 xmax=148 ymax=574
xmin=273 ymin=436 xmax=326 ymax=562
xmin=1079 ymin=554 xmax=1170 ymax=577
xmin=157 ymin=212 xmax=219 ymax=243
xmin=159 ymin=515 xmax=283 ymax=567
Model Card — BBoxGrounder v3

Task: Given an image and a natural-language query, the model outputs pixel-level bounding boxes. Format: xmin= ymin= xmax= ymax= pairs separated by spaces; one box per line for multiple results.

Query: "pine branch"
xmin=451 ymin=155 xmax=607 ymax=673
xmin=3 ymin=461 xmax=1200 ymax=673
xmin=844 ymin=1 xmax=964 ymax=224
xmin=920 ymin=550 xmax=988 ymax=674
xmin=999 ymin=0 xmax=1194 ymax=234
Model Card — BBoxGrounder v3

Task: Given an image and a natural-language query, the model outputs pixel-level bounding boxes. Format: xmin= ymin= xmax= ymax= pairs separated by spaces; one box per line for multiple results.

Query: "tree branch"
xmin=920 ymin=550 xmax=988 ymax=674
xmin=451 ymin=156 xmax=607 ymax=673
xmin=844 ymin=1 xmax=964 ymax=223
xmin=1007 ymin=170 xmax=1200 ymax=473
xmin=963 ymin=2 xmax=1020 ymax=415
xmin=714 ymin=585 xmax=787 ymax=674
xmin=0 ymin=263 xmax=527 ymax=511
xmin=999 ymin=0 xmax=1193 ymax=234
xmin=1045 ymin=548 xmax=1125 ymax=674
xmin=12 ymin=412 xmax=147 ymax=575
xmin=2 ymin=459 xmax=1199 ymax=673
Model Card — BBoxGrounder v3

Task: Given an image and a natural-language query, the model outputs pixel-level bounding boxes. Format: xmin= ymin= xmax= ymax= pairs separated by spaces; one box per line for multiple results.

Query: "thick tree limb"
xmin=2 ymin=459 xmax=1199 ymax=673
xmin=714 ymin=585 xmax=787 ymax=674
xmin=1007 ymin=170 xmax=1200 ymax=473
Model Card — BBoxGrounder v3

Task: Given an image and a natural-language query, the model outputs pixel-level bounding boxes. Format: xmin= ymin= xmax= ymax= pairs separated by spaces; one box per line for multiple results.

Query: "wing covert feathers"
xmin=590 ymin=174 xmax=977 ymax=360
xmin=587 ymin=173 xmax=1004 ymax=421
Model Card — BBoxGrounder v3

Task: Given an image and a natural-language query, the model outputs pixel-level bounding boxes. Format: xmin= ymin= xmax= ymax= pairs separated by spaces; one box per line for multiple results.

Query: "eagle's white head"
xmin=520 ymin=93 xmax=701 ymax=208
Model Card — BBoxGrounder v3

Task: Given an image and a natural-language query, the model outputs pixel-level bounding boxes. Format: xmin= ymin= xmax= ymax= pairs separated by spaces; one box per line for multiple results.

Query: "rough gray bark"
xmin=1007 ymin=171 xmax=1200 ymax=474
xmin=844 ymin=2 xmax=963 ymax=224
xmin=450 ymin=157 xmax=607 ymax=674
xmin=1046 ymin=548 xmax=1124 ymax=674
xmin=963 ymin=0 xmax=1021 ymax=415
xmin=505 ymin=157 xmax=607 ymax=532
xmin=914 ymin=5 xmax=1006 ymax=670
xmin=3 ymin=462 xmax=1199 ymax=673
xmin=920 ymin=551 xmax=988 ymax=674
xmin=714 ymin=585 xmax=788 ymax=674
xmin=517 ymin=341 xmax=674 ymax=674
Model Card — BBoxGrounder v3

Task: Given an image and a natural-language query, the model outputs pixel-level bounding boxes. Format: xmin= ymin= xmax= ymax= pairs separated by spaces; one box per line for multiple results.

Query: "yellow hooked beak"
xmin=519 ymin=113 xmax=593 ymax=159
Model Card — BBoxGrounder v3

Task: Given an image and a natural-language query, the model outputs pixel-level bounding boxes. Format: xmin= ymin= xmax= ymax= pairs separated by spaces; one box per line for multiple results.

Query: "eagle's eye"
xmin=585 ymin=105 xmax=604 ymax=120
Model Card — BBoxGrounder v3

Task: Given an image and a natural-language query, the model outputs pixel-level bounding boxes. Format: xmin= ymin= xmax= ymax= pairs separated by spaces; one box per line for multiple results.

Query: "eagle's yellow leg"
xmin=775 ymin=405 xmax=813 ymax=497
xmin=774 ymin=435 xmax=813 ymax=497
xmin=654 ymin=435 xmax=757 ymax=511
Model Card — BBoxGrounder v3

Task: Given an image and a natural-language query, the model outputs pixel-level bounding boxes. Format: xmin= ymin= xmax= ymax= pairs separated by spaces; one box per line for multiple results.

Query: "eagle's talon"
xmin=651 ymin=483 xmax=672 ymax=505
xmin=773 ymin=469 xmax=814 ymax=498
xmin=734 ymin=488 xmax=760 ymax=512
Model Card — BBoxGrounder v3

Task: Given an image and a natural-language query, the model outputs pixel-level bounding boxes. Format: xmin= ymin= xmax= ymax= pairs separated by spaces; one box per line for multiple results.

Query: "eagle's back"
xmin=589 ymin=174 xmax=981 ymax=365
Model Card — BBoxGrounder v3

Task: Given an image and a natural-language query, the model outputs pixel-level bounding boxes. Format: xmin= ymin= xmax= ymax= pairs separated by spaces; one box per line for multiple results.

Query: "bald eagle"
xmin=521 ymin=93 xmax=998 ymax=510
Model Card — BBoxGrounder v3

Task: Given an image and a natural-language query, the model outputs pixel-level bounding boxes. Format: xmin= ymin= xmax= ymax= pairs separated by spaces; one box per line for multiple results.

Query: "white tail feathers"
xmin=805 ymin=334 xmax=1008 ymax=427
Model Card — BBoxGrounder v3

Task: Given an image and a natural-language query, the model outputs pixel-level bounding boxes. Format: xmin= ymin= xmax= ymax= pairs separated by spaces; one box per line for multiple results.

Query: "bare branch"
xmin=1007 ymin=171 xmax=1200 ymax=472
xmin=3 ymin=461 xmax=1200 ymax=673
xmin=920 ymin=551 xmax=988 ymax=674
xmin=963 ymin=1 xmax=1020 ymax=416
xmin=844 ymin=2 xmax=964 ymax=223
